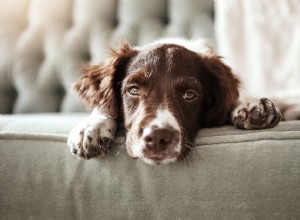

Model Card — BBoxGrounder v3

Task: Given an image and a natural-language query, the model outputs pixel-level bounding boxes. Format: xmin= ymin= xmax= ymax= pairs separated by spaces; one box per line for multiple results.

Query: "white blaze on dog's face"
xmin=126 ymin=103 xmax=182 ymax=165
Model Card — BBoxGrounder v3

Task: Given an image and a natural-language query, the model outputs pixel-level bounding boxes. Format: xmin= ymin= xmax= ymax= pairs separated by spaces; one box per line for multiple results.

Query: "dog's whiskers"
xmin=116 ymin=143 xmax=127 ymax=157
xmin=179 ymin=138 xmax=197 ymax=163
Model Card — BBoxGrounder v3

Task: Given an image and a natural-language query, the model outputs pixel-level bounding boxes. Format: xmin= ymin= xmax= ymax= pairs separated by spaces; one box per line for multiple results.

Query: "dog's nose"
xmin=144 ymin=128 xmax=173 ymax=152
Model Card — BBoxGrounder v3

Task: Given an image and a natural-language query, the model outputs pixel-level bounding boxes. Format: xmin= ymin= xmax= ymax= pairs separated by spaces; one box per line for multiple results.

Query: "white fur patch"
xmin=67 ymin=108 xmax=116 ymax=157
xmin=142 ymin=108 xmax=181 ymax=165
xmin=127 ymin=105 xmax=182 ymax=165
xmin=143 ymin=157 xmax=177 ymax=166
xmin=127 ymin=103 xmax=146 ymax=158
xmin=143 ymin=108 xmax=181 ymax=153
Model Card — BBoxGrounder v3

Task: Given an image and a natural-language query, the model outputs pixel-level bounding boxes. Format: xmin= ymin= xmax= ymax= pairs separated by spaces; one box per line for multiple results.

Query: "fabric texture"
xmin=0 ymin=0 xmax=214 ymax=114
xmin=1 ymin=114 xmax=300 ymax=219
xmin=1 ymin=1 xmax=300 ymax=219
xmin=215 ymin=0 xmax=300 ymax=105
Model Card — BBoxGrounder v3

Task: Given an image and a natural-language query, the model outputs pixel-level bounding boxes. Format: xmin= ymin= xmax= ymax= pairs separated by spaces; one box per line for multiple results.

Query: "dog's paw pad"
xmin=232 ymin=98 xmax=282 ymax=129
xmin=67 ymin=117 xmax=116 ymax=159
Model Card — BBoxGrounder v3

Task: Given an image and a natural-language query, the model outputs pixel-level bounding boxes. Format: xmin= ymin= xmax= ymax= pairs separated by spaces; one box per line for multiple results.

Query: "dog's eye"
xmin=183 ymin=90 xmax=196 ymax=100
xmin=128 ymin=85 xmax=141 ymax=96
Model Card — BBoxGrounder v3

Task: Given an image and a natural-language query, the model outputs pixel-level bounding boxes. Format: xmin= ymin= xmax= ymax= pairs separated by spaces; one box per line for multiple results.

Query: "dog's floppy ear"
xmin=73 ymin=41 xmax=136 ymax=118
xmin=199 ymin=54 xmax=240 ymax=126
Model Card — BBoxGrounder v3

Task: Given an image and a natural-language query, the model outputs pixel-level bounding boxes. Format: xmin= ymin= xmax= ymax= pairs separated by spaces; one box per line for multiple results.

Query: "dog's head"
xmin=74 ymin=41 xmax=239 ymax=165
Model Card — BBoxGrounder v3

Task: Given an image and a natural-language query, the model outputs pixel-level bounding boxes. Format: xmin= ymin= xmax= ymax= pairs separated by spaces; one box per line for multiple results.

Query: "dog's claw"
xmin=67 ymin=115 xmax=116 ymax=159
xmin=232 ymin=98 xmax=282 ymax=129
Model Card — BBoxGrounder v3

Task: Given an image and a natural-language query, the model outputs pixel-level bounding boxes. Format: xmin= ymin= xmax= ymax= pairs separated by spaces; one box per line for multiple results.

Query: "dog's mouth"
xmin=148 ymin=156 xmax=163 ymax=161
xmin=128 ymin=150 xmax=180 ymax=165
xmin=142 ymin=157 xmax=177 ymax=165
xmin=125 ymin=108 xmax=183 ymax=165
xmin=146 ymin=157 xmax=164 ymax=165
xmin=141 ymin=151 xmax=180 ymax=165
xmin=126 ymin=130 xmax=182 ymax=165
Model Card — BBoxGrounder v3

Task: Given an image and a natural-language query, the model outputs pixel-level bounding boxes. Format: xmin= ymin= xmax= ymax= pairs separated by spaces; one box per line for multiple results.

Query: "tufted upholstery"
xmin=0 ymin=0 xmax=214 ymax=114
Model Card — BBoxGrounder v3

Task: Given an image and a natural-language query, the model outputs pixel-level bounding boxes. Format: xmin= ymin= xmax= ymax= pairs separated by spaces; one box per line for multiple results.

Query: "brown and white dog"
xmin=67 ymin=39 xmax=282 ymax=165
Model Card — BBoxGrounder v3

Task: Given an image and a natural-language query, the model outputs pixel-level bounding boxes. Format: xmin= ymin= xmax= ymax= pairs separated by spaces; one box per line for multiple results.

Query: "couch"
xmin=0 ymin=0 xmax=299 ymax=219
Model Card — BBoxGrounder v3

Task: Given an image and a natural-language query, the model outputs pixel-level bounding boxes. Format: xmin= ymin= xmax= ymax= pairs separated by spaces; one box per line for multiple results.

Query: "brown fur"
xmin=199 ymin=55 xmax=240 ymax=126
xmin=73 ymin=42 xmax=240 ymax=158
xmin=73 ymin=42 xmax=137 ymax=118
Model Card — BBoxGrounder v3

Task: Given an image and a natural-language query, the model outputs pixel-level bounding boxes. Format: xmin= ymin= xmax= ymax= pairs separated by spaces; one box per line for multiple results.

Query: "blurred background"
xmin=0 ymin=0 xmax=299 ymax=114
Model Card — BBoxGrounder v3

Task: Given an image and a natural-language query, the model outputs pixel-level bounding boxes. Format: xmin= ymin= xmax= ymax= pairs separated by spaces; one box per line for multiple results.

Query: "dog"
xmin=67 ymin=39 xmax=282 ymax=165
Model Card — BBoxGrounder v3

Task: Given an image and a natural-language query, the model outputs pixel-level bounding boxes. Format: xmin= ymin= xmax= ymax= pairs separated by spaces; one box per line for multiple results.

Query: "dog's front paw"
xmin=67 ymin=116 xmax=116 ymax=159
xmin=232 ymin=98 xmax=282 ymax=129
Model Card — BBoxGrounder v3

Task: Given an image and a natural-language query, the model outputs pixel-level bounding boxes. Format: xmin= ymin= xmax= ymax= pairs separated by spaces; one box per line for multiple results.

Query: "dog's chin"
xmin=126 ymin=139 xmax=181 ymax=165
xmin=126 ymin=146 xmax=179 ymax=165
xmin=142 ymin=156 xmax=178 ymax=165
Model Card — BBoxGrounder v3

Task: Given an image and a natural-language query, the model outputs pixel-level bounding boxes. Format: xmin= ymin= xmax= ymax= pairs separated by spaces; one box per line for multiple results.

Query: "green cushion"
xmin=1 ymin=114 xmax=300 ymax=219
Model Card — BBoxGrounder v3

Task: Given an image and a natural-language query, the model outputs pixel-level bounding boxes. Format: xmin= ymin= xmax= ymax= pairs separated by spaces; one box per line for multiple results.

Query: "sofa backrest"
xmin=0 ymin=0 xmax=214 ymax=113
